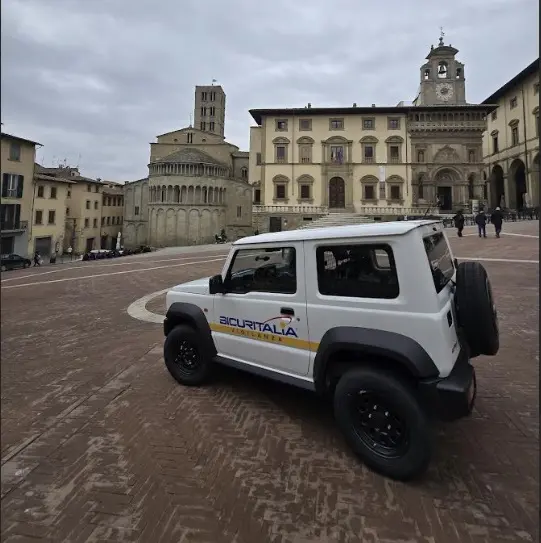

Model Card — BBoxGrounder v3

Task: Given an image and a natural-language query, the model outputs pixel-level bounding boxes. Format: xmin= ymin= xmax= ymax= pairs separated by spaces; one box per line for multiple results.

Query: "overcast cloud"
xmin=1 ymin=0 xmax=538 ymax=181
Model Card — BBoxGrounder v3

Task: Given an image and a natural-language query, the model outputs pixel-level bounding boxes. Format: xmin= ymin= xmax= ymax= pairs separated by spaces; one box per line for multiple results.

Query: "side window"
xmin=423 ymin=232 xmax=454 ymax=293
xmin=225 ymin=246 xmax=297 ymax=294
xmin=316 ymin=244 xmax=399 ymax=299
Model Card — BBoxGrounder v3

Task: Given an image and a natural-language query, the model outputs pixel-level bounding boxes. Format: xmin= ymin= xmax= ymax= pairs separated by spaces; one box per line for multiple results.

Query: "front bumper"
xmin=418 ymin=347 xmax=476 ymax=422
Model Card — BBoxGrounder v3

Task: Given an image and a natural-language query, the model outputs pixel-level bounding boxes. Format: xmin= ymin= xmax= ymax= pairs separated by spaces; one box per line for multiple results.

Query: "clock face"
xmin=436 ymin=83 xmax=454 ymax=102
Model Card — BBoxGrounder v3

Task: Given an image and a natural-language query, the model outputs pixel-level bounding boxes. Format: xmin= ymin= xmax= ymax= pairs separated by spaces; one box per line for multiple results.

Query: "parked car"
xmin=162 ymin=220 xmax=499 ymax=481
xmin=1 ymin=253 xmax=32 ymax=271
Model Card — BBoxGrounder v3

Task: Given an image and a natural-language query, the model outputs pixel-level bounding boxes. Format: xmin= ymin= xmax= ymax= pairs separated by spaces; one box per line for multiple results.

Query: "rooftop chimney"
xmin=371 ymin=104 xmax=376 ymax=107
xmin=353 ymin=103 xmax=357 ymax=107
xmin=307 ymin=103 xmax=312 ymax=108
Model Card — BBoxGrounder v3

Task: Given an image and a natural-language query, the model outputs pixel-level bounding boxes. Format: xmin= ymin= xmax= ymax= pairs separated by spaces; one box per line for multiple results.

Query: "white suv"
xmin=163 ymin=220 xmax=499 ymax=480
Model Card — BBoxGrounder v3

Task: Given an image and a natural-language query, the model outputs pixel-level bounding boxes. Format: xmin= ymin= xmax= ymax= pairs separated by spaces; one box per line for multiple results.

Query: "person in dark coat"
xmin=475 ymin=210 xmax=487 ymax=238
xmin=491 ymin=206 xmax=504 ymax=238
xmin=453 ymin=209 xmax=465 ymax=237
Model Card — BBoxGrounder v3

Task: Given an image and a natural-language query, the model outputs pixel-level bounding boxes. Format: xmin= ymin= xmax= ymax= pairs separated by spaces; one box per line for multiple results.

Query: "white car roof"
xmin=234 ymin=220 xmax=441 ymax=246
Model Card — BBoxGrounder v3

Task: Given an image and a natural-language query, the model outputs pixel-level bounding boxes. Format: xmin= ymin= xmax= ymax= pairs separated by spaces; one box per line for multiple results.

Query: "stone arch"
xmin=166 ymin=208 xmax=176 ymax=244
xmin=161 ymin=186 xmax=166 ymax=202
xmin=489 ymin=165 xmax=505 ymax=208
xmin=223 ymin=188 xmax=227 ymax=204
xmin=508 ymin=158 xmax=527 ymax=209
xmin=188 ymin=209 xmax=200 ymax=244
xmin=384 ymin=136 xmax=404 ymax=144
xmin=187 ymin=185 xmax=194 ymax=204
xmin=272 ymin=174 xmax=290 ymax=184
xmin=201 ymin=209 xmax=212 ymax=242
xmin=240 ymin=167 xmax=248 ymax=180
xmin=296 ymin=136 xmax=315 ymax=144
xmin=167 ymin=185 xmax=173 ymax=202
xmin=180 ymin=185 xmax=187 ymax=203
xmin=203 ymin=186 xmax=208 ymax=203
xmin=156 ymin=208 xmax=166 ymax=246
xmin=195 ymin=186 xmax=202 ymax=204
xmin=324 ymin=135 xmax=349 ymax=144
xmin=272 ymin=136 xmax=290 ymax=144
xmin=359 ymin=135 xmax=379 ymax=144
xmin=386 ymin=174 xmax=405 ymax=183
xmin=211 ymin=209 xmax=220 ymax=235
xmin=434 ymin=168 xmax=460 ymax=211
xmin=531 ymin=153 xmax=539 ymax=206
xmin=297 ymin=174 xmax=315 ymax=184
xmin=173 ymin=185 xmax=180 ymax=203
xmin=176 ymin=209 xmax=187 ymax=245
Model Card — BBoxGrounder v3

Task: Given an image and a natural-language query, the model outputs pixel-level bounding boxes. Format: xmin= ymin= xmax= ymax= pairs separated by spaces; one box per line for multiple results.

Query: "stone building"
xmin=123 ymin=84 xmax=253 ymax=248
xmin=482 ymin=59 xmax=539 ymax=209
xmin=122 ymin=177 xmax=149 ymax=247
xmin=249 ymin=36 xmax=495 ymax=232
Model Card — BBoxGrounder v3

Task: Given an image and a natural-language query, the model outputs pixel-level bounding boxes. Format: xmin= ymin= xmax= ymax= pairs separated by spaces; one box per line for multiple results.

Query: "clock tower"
xmin=415 ymin=34 xmax=466 ymax=106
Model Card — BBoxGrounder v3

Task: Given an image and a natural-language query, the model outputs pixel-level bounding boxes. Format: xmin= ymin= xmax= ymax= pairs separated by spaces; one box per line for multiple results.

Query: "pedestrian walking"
xmin=33 ymin=251 xmax=41 ymax=267
xmin=453 ymin=209 xmax=465 ymax=237
xmin=475 ymin=209 xmax=487 ymax=238
xmin=491 ymin=207 xmax=504 ymax=238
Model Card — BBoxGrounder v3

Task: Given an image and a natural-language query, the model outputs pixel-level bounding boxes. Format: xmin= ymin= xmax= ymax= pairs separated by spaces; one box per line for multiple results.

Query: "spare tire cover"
xmin=455 ymin=261 xmax=499 ymax=357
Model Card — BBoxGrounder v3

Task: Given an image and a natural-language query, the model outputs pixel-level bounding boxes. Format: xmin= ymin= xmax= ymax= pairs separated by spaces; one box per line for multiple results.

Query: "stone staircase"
xmin=298 ymin=212 xmax=373 ymax=230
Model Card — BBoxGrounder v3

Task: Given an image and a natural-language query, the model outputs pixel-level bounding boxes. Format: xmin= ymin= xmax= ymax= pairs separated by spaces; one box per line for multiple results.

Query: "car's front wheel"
xmin=334 ymin=367 xmax=432 ymax=481
xmin=164 ymin=325 xmax=213 ymax=386
xmin=0 ymin=265 xmax=6 ymax=272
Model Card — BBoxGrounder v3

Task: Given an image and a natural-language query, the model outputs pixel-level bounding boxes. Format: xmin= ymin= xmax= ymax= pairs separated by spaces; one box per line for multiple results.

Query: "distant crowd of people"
xmin=453 ymin=207 xmax=504 ymax=239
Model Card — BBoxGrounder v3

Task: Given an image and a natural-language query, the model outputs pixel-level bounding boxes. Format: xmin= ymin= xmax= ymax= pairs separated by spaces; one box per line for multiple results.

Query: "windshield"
xmin=423 ymin=232 xmax=454 ymax=293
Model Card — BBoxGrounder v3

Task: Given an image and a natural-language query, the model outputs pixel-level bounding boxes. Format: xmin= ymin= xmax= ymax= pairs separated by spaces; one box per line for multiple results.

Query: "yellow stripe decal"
xmin=210 ymin=323 xmax=319 ymax=352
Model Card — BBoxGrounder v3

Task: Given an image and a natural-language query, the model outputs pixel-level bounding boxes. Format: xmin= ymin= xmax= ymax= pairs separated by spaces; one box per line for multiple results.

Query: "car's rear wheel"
xmin=334 ymin=367 xmax=432 ymax=481
xmin=164 ymin=325 xmax=213 ymax=386
xmin=1 ymin=265 xmax=6 ymax=272
xmin=455 ymin=261 xmax=499 ymax=357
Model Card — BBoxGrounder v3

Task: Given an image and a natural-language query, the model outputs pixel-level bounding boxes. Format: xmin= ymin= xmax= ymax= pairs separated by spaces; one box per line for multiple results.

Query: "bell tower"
xmin=416 ymin=31 xmax=466 ymax=106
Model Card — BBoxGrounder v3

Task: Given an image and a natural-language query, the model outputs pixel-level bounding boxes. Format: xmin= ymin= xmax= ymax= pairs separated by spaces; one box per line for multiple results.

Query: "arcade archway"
xmin=508 ymin=158 xmax=527 ymax=210
xmin=489 ymin=165 xmax=505 ymax=208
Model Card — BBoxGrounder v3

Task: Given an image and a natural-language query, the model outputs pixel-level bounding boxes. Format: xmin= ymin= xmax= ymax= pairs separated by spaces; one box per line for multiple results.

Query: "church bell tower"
xmin=416 ymin=33 xmax=466 ymax=106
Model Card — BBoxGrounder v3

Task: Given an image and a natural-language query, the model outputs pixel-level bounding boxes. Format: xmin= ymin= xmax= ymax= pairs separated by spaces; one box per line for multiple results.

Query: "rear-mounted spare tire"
xmin=455 ymin=261 xmax=499 ymax=358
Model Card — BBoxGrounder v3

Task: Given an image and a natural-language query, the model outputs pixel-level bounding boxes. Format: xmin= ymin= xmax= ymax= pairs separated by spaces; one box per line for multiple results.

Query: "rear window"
xmin=423 ymin=232 xmax=454 ymax=293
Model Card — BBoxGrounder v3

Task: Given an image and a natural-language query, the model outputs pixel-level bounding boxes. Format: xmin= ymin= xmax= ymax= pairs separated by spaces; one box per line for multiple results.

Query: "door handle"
xmin=280 ymin=307 xmax=295 ymax=316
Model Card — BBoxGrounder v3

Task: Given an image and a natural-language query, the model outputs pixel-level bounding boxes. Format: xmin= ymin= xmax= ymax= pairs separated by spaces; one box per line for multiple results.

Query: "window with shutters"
xmin=1 ymin=203 xmax=21 ymax=230
xmin=2 ymin=174 xmax=23 ymax=198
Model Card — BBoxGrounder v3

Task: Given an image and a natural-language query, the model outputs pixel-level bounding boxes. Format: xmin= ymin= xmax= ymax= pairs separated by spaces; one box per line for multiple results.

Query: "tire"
xmin=164 ymin=325 xmax=213 ymax=386
xmin=334 ymin=367 xmax=432 ymax=481
xmin=455 ymin=261 xmax=499 ymax=357
xmin=1 ymin=265 xmax=6 ymax=272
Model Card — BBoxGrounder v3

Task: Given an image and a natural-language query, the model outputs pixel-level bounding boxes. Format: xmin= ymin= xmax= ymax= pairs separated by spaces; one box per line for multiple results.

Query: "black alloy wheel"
xmin=349 ymin=390 xmax=409 ymax=458
xmin=173 ymin=340 xmax=200 ymax=377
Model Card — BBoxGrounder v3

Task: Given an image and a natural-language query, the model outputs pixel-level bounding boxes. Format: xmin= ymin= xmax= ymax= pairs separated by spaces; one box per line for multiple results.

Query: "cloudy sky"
xmin=2 ymin=0 xmax=538 ymax=181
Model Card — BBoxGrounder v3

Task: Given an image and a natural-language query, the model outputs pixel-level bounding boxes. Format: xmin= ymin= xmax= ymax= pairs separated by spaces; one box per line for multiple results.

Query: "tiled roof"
xmin=155 ymin=148 xmax=227 ymax=167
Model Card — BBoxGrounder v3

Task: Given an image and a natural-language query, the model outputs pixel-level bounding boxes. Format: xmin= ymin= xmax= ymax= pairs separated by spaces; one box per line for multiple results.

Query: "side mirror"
xmin=209 ymin=274 xmax=224 ymax=295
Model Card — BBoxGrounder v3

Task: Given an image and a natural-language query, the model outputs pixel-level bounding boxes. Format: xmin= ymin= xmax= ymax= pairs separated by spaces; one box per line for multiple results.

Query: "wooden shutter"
xmin=16 ymin=175 xmax=24 ymax=198
xmin=1 ymin=174 xmax=8 ymax=197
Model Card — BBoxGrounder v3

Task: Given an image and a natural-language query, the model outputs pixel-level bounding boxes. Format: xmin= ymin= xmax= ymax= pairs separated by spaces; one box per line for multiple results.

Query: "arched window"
xmin=241 ymin=167 xmax=248 ymax=179
xmin=417 ymin=150 xmax=425 ymax=163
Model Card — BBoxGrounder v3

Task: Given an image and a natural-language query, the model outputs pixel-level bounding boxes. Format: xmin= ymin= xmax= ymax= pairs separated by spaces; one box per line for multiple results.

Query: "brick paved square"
xmin=1 ymin=227 xmax=538 ymax=543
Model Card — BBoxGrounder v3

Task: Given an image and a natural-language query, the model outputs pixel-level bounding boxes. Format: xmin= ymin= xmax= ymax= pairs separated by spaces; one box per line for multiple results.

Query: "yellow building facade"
xmin=100 ymin=184 xmax=124 ymax=249
xmin=31 ymin=169 xmax=75 ymax=256
xmin=249 ymin=38 xmax=494 ymax=232
xmin=482 ymin=59 xmax=539 ymax=209
xmin=1 ymin=133 xmax=39 ymax=256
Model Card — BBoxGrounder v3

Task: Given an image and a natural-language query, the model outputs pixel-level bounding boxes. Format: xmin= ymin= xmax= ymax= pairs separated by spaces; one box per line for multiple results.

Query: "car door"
xmin=212 ymin=242 xmax=311 ymax=376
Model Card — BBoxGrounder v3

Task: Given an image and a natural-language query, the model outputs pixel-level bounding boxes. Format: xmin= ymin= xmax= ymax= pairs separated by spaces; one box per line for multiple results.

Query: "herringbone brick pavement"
xmin=1 ymin=233 xmax=538 ymax=542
